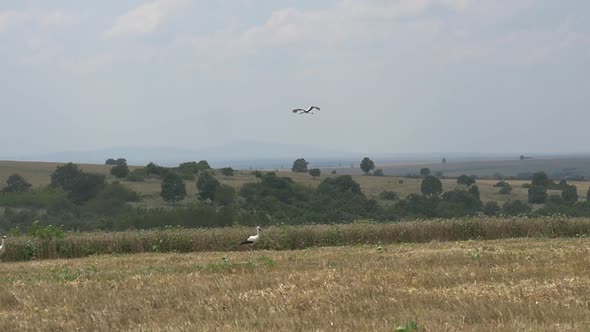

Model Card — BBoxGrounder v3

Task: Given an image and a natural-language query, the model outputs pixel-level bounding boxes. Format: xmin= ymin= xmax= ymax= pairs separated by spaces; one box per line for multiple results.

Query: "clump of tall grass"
xmin=2 ymin=216 xmax=589 ymax=262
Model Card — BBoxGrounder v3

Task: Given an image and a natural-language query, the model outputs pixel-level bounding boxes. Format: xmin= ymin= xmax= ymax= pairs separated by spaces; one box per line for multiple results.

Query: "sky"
xmin=1 ymin=0 xmax=589 ymax=158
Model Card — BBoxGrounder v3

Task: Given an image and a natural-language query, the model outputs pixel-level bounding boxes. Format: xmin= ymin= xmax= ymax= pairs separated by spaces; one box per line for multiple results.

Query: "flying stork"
xmin=292 ymin=106 xmax=320 ymax=114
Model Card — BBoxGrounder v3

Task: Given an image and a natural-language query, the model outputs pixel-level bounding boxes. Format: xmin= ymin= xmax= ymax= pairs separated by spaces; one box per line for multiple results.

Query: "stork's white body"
xmin=0 ymin=236 xmax=6 ymax=257
xmin=240 ymin=226 xmax=261 ymax=250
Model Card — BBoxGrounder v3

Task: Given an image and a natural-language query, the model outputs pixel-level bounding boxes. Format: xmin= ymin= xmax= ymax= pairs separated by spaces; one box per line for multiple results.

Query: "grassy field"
xmin=1 ymin=237 xmax=589 ymax=331
xmin=1 ymin=160 xmax=588 ymax=209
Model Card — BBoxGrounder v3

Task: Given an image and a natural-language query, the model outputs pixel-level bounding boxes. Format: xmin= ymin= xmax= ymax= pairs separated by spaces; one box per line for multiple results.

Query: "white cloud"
xmin=0 ymin=10 xmax=79 ymax=31
xmin=180 ymin=0 xmax=455 ymax=65
xmin=63 ymin=47 xmax=156 ymax=75
xmin=105 ymin=0 xmax=191 ymax=38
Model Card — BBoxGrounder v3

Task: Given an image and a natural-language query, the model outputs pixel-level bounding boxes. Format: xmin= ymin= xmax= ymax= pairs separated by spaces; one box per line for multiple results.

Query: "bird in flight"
xmin=292 ymin=106 xmax=320 ymax=114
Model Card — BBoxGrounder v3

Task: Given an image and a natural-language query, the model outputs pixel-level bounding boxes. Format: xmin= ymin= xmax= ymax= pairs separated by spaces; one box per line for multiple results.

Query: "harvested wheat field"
xmin=1 ymin=238 xmax=590 ymax=331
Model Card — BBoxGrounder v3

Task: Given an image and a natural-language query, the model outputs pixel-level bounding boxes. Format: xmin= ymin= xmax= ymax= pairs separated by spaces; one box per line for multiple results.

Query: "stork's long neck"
xmin=256 ymin=228 xmax=260 ymax=236
xmin=0 ymin=238 xmax=4 ymax=249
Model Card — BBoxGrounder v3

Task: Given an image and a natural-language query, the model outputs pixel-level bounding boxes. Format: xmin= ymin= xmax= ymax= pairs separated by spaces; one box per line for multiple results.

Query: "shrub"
xmin=421 ymin=176 xmax=442 ymax=196
xmin=291 ymin=158 xmax=309 ymax=172
xmin=528 ymin=185 xmax=547 ymax=204
xmin=379 ymin=191 xmax=398 ymax=201
xmin=126 ymin=168 xmax=145 ymax=182
xmin=373 ymin=169 xmax=384 ymax=176
xmin=197 ymin=172 xmax=220 ymax=201
xmin=499 ymin=186 xmax=512 ymax=195
xmin=562 ymin=185 xmax=578 ymax=203
xmin=483 ymin=201 xmax=500 ymax=216
xmin=161 ymin=173 xmax=186 ymax=205
xmin=502 ymin=200 xmax=531 ymax=215
xmin=494 ymin=181 xmax=509 ymax=188
xmin=521 ymin=183 xmax=531 ymax=189
xmin=110 ymin=163 xmax=129 ymax=179
xmin=309 ymin=168 xmax=321 ymax=178
xmin=457 ymin=175 xmax=476 ymax=187
xmin=221 ymin=167 xmax=235 ymax=176
xmin=2 ymin=174 xmax=32 ymax=193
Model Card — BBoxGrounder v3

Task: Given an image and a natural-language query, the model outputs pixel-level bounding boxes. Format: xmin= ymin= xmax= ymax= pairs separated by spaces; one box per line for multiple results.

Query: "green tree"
xmin=468 ymin=185 xmax=480 ymax=200
xmin=291 ymin=158 xmax=309 ymax=172
xmin=421 ymin=175 xmax=443 ymax=196
xmin=561 ymin=185 xmax=578 ymax=203
xmin=499 ymin=185 xmax=512 ymax=195
xmin=457 ymin=174 xmax=476 ymax=187
xmin=50 ymin=163 xmax=82 ymax=190
xmin=145 ymin=162 xmax=167 ymax=177
xmin=360 ymin=157 xmax=375 ymax=174
xmin=160 ymin=172 xmax=186 ymax=205
xmin=68 ymin=173 xmax=106 ymax=204
xmin=531 ymin=171 xmax=550 ymax=188
xmin=419 ymin=168 xmax=431 ymax=177
xmin=220 ymin=167 xmax=235 ymax=176
xmin=483 ymin=201 xmax=500 ymax=216
xmin=214 ymin=184 xmax=235 ymax=206
xmin=317 ymin=175 xmax=362 ymax=195
xmin=197 ymin=172 xmax=220 ymax=201
xmin=441 ymin=157 xmax=447 ymax=163
xmin=502 ymin=200 xmax=531 ymax=215
xmin=110 ymin=162 xmax=129 ymax=179
xmin=196 ymin=160 xmax=211 ymax=171
xmin=309 ymin=168 xmax=321 ymax=178
xmin=105 ymin=158 xmax=117 ymax=165
xmin=528 ymin=185 xmax=548 ymax=204
xmin=3 ymin=174 xmax=32 ymax=193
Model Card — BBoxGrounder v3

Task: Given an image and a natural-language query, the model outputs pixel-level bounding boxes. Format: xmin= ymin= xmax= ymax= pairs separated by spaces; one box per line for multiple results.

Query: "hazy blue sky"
xmin=1 ymin=0 xmax=589 ymax=157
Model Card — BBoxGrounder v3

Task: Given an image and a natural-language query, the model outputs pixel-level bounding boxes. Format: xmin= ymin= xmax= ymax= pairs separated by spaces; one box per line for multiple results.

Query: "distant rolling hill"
xmin=327 ymin=157 xmax=590 ymax=180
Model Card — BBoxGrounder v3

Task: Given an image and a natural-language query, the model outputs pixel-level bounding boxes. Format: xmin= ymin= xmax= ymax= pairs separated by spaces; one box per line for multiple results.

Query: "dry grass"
xmin=1 ymin=238 xmax=589 ymax=331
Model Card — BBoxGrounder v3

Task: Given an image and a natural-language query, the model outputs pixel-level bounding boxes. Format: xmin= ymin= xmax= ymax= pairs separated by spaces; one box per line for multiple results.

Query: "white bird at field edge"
xmin=0 ymin=235 xmax=6 ymax=258
xmin=240 ymin=226 xmax=261 ymax=251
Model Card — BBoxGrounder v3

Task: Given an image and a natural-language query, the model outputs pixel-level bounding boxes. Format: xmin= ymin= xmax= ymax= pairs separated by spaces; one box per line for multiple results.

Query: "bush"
xmin=373 ymin=169 xmax=384 ymax=176
xmin=2 ymin=174 xmax=32 ymax=193
xmin=221 ymin=167 xmax=235 ymax=176
xmin=160 ymin=173 xmax=186 ymax=205
xmin=502 ymin=200 xmax=531 ymax=215
xmin=110 ymin=163 xmax=129 ymax=178
xmin=521 ymin=183 xmax=531 ymax=189
xmin=126 ymin=168 xmax=145 ymax=182
xmin=457 ymin=175 xmax=476 ymax=187
xmin=421 ymin=176 xmax=442 ymax=196
xmin=483 ymin=201 xmax=500 ymax=216
xmin=528 ymin=185 xmax=548 ymax=204
xmin=214 ymin=184 xmax=235 ymax=206
xmin=291 ymin=158 xmax=309 ymax=172
xmin=494 ymin=181 xmax=509 ymax=188
xmin=499 ymin=186 xmax=512 ymax=195
xmin=197 ymin=172 xmax=220 ymax=201
xmin=562 ymin=185 xmax=578 ymax=203
xmin=379 ymin=191 xmax=398 ymax=201
xmin=309 ymin=168 xmax=321 ymax=178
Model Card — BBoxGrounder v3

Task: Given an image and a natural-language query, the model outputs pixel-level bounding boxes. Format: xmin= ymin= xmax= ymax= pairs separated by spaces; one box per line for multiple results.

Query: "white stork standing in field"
xmin=0 ymin=235 xmax=6 ymax=259
xmin=240 ymin=226 xmax=261 ymax=251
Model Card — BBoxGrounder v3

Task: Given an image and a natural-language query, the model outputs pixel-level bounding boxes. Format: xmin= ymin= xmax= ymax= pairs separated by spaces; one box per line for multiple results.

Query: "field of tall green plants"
xmin=2 ymin=216 xmax=588 ymax=262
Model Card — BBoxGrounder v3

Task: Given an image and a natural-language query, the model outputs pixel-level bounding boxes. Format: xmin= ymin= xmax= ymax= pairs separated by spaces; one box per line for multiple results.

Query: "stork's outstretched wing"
xmin=310 ymin=106 xmax=320 ymax=111
xmin=292 ymin=109 xmax=304 ymax=113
